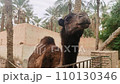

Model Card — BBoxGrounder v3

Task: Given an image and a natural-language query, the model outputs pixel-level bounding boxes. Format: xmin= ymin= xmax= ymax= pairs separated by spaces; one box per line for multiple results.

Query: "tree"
xmin=13 ymin=0 xmax=32 ymax=24
xmin=74 ymin=0 xmax=81 ymax=13
xmin=5 ymin=0 xmax=15 ymax=68
xmin=95 ymin=0 xmax=100 ymax=50
xmin=55 ymin=0 xmax=86 ymax=14
xmin=42 ymin=0 xmax=70 ymax=32
xmin=99 ymin=27 xmax=120 ymax=51
xmin=100 ymin=0 xmax=120 ymax=59
xmin=0 ymin=0 xmax=5 ymax=32
xmin=87 ymin=0 xmax=107 ymax=50
xmin=0 ymin=5 xmax=5 ymax=31
xmin=25 ymin=6 xmax=34 ymax=23
xmin=43 ymin=6 xmax=59 ymax=31
xmin=68 ymin=0 xmax=72 ymax=13
xmin=87 ymin=0 xmax=107 ymax=35
xmin=32 ymin=16 xmax=41 ymax=27
xmin=55 ymin=0 xmax=70 ymax=16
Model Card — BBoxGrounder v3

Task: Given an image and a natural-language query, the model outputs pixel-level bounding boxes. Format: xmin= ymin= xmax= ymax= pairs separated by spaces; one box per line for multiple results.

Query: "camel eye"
xmin=66 ymin=16 xmax=72 ymax=22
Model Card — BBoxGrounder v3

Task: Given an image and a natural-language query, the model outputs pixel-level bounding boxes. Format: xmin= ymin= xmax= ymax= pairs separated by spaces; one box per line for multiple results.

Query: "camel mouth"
xmin=77 ymin=22 xmax=90 ymax=29
xmin=83 ymin=24 xmax=90 ymax=29
xmin=77 ymin=22 xmax=91 ymax=25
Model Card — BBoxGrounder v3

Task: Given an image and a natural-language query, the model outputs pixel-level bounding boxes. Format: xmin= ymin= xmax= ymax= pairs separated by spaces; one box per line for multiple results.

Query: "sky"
xmin=29 ymin=0 xmax=57 ymax=18
xmin=29 ymin=0 xmax=111 ymax=18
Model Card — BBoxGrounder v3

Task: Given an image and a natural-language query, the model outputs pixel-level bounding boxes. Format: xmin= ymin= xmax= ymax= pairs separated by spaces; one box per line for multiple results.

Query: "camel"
xmin=28 ymin=12 xmax=90 ymax=68
xmin=28 ymin=36 xmax=61 ymax=68
xmin=59 ymin=12 xmax=90 ymax=67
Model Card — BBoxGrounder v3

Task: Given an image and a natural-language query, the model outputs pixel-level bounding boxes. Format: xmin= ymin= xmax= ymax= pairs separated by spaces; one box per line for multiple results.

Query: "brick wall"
xmin=91 ymin=51 xmax=119 ymax=68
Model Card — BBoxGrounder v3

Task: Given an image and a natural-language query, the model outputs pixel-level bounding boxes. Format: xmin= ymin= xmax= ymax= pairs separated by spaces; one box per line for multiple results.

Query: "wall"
xmin=0 ymin=24 xmax=26 ymax=59
xmin=91 ymin=51 xmax=119 ymax=68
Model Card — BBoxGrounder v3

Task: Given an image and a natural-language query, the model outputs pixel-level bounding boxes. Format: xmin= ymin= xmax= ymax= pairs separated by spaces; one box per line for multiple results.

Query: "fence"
xmin=58 ymin=56 xmax=103 ymax=68
xmin=58 ymin=51 xmax=119 ymax=68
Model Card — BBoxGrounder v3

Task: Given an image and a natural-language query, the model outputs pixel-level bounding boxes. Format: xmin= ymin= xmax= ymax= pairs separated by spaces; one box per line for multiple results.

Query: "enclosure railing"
xmin=58 ymin=56 xmax=103 ymax=68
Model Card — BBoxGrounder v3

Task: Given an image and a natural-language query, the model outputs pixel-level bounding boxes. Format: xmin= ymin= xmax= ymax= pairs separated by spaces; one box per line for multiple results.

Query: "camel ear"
xmin=58 ymin=19 xmax=64 ymax=27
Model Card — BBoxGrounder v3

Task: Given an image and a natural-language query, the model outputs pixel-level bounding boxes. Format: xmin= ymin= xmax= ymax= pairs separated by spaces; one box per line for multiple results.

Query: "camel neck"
xmin=60 ymin=27 xmax=84 ymax=66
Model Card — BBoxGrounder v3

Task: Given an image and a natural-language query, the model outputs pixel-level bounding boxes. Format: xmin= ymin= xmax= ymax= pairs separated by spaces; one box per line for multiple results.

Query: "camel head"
xmin=58 ymin=12 xmax=91 ymax=33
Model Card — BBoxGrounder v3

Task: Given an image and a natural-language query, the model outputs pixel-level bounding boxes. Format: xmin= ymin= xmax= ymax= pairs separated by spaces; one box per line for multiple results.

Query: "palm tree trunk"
xmin=5 ymin=0 xmax=15 ymax=68
xmin=99 ymin=27 xmax=120 ymax=51
xmin=68 ymin=0 xmax=72 ymax=13
xmin=27 ymin=17 xmax=30 ymax=23
xmin=50 ymin=19 xmax=53 ymax=31
xmin=37 ymin=24 xmax=39 ymax=27
xmin=74 ymin=0 xmax=82 ymax=13
xmin=48 ymin=23 xmax=51 ymax=30
xmin=21 ymin=11 xmax=26 ymax=23
xmin=18 ymin=9 xmax=21 ymax=24
xmin=0 ymin=6 xmax=5 ymax=32
xmin=55 ymin=27 xmax=57 ymax=32
xmin=95 ymin=0 xmax=100 ymax=50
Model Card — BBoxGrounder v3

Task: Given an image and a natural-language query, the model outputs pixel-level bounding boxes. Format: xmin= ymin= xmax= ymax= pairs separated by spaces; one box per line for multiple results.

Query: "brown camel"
xmin=59 ymin=12 xmax=90 ymax=67
xmin=28 ymin=36 xmax=61 ymax=68
xmin=28 ymin=12 xmax=90 ymax=68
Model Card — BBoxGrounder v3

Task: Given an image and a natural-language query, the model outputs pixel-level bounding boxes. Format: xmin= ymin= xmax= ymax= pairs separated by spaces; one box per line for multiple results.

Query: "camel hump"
xmin=40 ymin=45 xmax=61 ymax=68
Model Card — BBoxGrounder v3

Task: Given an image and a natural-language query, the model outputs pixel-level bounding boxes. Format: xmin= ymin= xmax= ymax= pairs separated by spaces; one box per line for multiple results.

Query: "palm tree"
xmin=95 ymin=0 xmax=100 ymax=50
xmin=89 ymin=0 xmax=109 ymax=34
xmin=74 ymin=0 xmax=82 ymax=13
xmin=68 ymin=0 xmax=72 ymax=13
xmin=55 ymin=0 xmax=71 ymax=16
xmin=55 ymin=0 xmax=87 ymax=14
xmin=87 ymin=0 xmax=107 ymax=50
xmin=43 ymin=6 xmax=59 ymax=31
xmin=32 ymin=16 xmax=41 ymax=27
xmin=5 ymin=0 xmax=15 ymax=68
xmin=13 ymin=0 xmax=32 ymax=24
xmin=0 ymin=0 xmax=5 ymax=31
xmin=25 ymin=6 xmax=34 ymax=23
xmin=0 ymin=5 xmax=5 ymax=31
